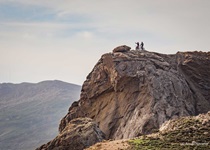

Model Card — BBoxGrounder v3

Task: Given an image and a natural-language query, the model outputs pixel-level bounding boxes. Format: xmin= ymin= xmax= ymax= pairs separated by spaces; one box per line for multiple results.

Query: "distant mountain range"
xmin=0 ymin=80 xmax=81 ymax=150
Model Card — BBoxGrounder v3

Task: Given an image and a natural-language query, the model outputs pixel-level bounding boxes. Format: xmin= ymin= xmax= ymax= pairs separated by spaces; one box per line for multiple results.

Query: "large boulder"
xmin=112 ymin=45 xmax=131 ymax=53
xmin=36 ymin=118 xmax=105 ymax=150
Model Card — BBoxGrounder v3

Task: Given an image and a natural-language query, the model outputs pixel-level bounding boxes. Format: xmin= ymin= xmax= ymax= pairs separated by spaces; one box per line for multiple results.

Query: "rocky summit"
xmin=37 ymin=46 xmax=210 ymax=150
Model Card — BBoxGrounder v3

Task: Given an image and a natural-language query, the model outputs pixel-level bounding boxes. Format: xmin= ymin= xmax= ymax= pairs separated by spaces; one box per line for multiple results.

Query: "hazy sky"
xmin=0 ymin=0 xmax=209 ymax=85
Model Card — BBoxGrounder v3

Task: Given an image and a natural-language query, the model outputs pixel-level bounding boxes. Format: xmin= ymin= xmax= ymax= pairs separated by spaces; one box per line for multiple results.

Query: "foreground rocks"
xmin=36 ymin=118 xmax=105 ymax=150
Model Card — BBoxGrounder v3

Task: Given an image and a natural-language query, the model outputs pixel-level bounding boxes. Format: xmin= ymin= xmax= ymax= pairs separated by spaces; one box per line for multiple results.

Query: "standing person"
xmin=135 ymin=42 xmax=139 ymax=50
xmin=140 ymin=42 xmax=144 ymax=50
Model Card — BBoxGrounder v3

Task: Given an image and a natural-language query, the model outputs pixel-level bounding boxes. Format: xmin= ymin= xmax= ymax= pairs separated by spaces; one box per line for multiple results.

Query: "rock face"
xmin=38 ymin=46 xmax=210 ymax=149
xmin=36 ymin=118 xmax=105 ymax=150
xmin=176 ymin=51 xmax=210 ymax=113
xmin=59 ymin=48 xmax=210 ymax=140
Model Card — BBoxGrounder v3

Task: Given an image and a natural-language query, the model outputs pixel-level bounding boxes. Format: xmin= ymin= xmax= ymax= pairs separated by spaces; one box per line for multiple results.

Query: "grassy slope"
xmin=129 ymin=112 xmax=210 ymax=150
xmin=86 ymin=112 xmax=210 ymax=150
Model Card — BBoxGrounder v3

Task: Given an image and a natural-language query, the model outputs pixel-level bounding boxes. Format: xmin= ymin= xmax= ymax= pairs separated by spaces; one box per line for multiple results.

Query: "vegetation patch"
xmin=129 ymin=138 xmax=210 ymax=150
xmin=128 ymin=112 xmax=210 ymax=150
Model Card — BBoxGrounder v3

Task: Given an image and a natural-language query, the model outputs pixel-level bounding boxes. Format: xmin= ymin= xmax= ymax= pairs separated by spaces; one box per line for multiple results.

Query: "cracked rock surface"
xmin=37 ymin=47 xmax=210 ymax=150
xmin=59 ymin=49 xmax=210 ymax=140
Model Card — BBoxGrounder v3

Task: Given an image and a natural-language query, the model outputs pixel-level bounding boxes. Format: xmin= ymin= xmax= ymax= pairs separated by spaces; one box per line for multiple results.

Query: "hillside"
xmin=37 ymin=46 xmax=210 ymax=150
xmin=0 ymin=80 xmax=81 ymax=150
xmin=87 ymin=111 xmax=210 ymax=150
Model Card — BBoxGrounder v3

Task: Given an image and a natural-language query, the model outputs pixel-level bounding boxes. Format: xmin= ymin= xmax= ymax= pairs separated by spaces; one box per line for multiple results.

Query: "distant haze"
xmin=0 ymin=0 xmax=209 ymax=85
xmin=0 ymin=80 xmax=81 ymax=150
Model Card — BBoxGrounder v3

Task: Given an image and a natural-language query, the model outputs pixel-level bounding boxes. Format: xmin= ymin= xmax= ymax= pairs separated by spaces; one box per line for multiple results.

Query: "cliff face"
xmin=177 ymin=51 xmax=210 ymax=113
xmin=37 ymin=47 xmax=210 ymax=150
xmin=59 ymin=47 xmax=210 ymax=140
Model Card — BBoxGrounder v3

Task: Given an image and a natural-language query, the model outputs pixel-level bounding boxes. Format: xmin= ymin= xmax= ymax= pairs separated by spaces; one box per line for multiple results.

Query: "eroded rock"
xmin=38 ymin=48 xmax=210 ymax=150
xmin=36 ymin=118 xmax=105 ymax=150
xmin=59 ymin=49 xmax=210 ymax=140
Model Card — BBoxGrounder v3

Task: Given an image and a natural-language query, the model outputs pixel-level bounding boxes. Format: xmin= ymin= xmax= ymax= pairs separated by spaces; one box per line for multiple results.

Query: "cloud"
xmin=0 ymin=0 xmax=210 ymax=84
xmin=76 ymin=31 xmax=94 ymax=40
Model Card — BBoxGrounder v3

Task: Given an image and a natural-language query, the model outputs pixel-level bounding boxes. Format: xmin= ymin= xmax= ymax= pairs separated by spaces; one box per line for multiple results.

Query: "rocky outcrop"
xmin=59 ymin=48 xmax=210 ymax=140
xmin=38 ymin=46 xmax=210 ymax=149
xmin=36 ymin=118 xmax=105 ymax=150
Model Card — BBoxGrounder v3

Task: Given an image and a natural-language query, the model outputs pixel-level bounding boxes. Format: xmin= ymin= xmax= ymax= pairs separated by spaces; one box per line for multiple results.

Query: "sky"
xmin=0 ymin=0 xmax=209 ymax=85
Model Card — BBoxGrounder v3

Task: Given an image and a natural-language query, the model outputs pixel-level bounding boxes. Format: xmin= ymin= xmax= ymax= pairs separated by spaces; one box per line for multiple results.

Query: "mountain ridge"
xmin=0 ymin=80 xmax=81 ymax=150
